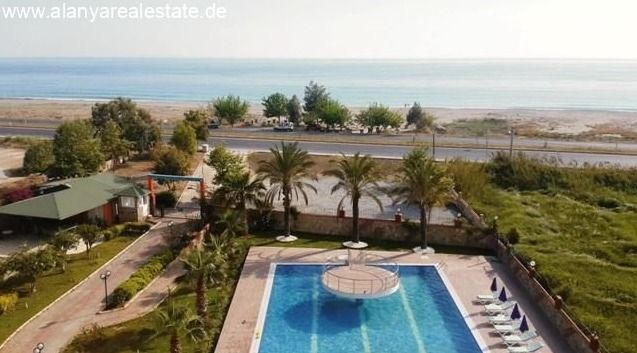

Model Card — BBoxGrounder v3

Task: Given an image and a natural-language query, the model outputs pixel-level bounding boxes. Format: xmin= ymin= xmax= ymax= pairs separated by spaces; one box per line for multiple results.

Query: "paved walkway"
xmin=0 ymin=161 xmax=212 ymax=353
xmin=0 ymin=221 xmax=183 ymax=353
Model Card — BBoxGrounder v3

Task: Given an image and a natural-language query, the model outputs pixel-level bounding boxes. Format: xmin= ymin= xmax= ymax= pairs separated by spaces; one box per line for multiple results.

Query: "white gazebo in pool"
xmin=321 ymin=250 xmax=400 ymax=299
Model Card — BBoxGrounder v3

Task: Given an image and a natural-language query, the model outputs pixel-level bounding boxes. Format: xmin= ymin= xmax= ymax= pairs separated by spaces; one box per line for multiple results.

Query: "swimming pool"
xmin=253 ymin=264 xmax=485 ymax=353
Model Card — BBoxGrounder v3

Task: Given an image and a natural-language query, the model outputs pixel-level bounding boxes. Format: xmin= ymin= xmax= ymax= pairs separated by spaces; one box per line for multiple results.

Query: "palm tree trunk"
xmin=353 ymin=196 xmax=360 ymax=243
xmin=283 ymin=191 xmax=291 ymax=237
xmin=420 ymin=205 xmax=428 ymax=249
xmin=170 ymin=332 xmax=182 ymax=353
xmin=196 ymin=274 xmax=207 ymax=317
xmin=240 ymin=202 xmax=249 ymax=236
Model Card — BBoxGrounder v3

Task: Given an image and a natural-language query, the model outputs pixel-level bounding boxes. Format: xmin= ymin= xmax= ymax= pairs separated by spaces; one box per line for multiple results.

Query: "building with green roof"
xmin=0 ymin=174 xmax=149 ymax=233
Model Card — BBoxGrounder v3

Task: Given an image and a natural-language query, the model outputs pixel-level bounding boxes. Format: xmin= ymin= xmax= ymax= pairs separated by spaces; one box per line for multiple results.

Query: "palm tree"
xmin=215 ymin=209 xmax=245 ymax=239
xmin=257 ymin=142 xmax=317 ymax=242
xmin=214 ymin=171 xmax=265 ymax=234
xmin=324 ymin=153 xmax=383 ymax=245
xmin=180 ymin=249 xmax=224 ymax=317
xmin=151 ymin=302 xmax=206 ymax=353
xmin=387 ymin=147 xmax=454 ymax=253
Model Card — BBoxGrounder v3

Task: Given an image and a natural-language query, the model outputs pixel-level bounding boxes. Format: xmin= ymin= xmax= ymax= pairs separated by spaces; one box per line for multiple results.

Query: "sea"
xmin=0 ymin=58 xmax=636 ymax=110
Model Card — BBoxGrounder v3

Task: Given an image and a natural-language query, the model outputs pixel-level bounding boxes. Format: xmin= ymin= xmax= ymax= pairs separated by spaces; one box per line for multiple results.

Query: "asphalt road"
xmin=1 ymin=126 xmax=636 ymax=167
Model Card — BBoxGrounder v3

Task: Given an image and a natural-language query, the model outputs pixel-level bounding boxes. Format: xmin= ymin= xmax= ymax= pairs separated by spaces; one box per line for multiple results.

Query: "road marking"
xmin=399 ymin=286 xmax=427 ymax=353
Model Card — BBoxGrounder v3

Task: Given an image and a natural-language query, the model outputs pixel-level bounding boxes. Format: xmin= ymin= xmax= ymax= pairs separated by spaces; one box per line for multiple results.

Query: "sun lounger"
xmin=507 ymin=341 xmax=543 ymax=352
xmin=484 ymin=301 xmax=515 ymax=315
xmin=493 ymin=321 xmax=522 ymax=334
xmin=489 ymin=314 xmax=516 ymax=324
xmin=475 ymin=293 xmax=499 ymax=304
xmin=503 ymin=331 xmax=538 ymax=346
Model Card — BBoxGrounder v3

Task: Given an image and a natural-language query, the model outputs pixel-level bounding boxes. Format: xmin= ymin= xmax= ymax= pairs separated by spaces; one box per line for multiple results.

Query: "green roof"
xmin=0 ymin=174 xmax=148 ymax=220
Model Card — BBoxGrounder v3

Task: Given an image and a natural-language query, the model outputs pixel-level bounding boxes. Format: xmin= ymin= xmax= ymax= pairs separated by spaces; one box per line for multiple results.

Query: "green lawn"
xmin=472 ymin=188 xmax=637 ymax=353
xmin=0 ymin=236 xmax=136 ymax=343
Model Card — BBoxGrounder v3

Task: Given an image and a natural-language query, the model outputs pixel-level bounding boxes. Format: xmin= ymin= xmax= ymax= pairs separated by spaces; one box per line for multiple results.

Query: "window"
xmin=120 ymin=196 xmax=136 ymax=208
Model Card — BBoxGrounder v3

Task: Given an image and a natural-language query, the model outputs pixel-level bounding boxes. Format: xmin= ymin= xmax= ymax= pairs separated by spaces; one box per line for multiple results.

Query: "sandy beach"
xmin=0 ymin=99 xmax=635 ymax=138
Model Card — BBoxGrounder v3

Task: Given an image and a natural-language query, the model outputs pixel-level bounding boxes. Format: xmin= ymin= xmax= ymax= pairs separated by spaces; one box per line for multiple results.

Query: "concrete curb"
xmin=0 ymin=222 xmax=163 ymax=351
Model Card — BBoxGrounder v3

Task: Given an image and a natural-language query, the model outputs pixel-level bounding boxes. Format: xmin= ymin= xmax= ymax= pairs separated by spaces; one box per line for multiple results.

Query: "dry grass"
xmin=246 ymin=152 xmax=402 ymax=178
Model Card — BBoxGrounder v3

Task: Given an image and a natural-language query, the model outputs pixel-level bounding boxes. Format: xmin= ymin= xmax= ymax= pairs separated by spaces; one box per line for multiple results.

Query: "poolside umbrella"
xmin=519 ymin=315 xmax=529 ymax=333
xmin=490 ymin=277 xmax=498 ymax=292
xmin=510 ymin=303 xmax=521 ymax=320
xmin=498 ymin=287 xmax=508 ymax=302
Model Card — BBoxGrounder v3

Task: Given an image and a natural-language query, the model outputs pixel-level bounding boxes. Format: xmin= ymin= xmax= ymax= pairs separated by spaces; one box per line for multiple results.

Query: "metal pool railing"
xmin=321 ymin=251 xmax=400 ymax=298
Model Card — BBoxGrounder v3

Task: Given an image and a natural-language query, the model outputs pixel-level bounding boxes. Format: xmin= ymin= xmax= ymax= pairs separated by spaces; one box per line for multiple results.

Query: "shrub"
xmin=121 ymin=222 xmax=151 ymax=236
xmin=505 ymin=228 xmax=520 ymax=245
xmin=597 ymin=197 xmax=621 ymax=209
xmin=107 ymin=249 xmax=175 ymax=309
xmin=0 ymin=293 xmax=18 ymax=315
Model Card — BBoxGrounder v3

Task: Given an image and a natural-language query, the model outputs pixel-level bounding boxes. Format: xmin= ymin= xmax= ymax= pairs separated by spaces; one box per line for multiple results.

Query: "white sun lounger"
xmin=494 ymin=321 xmax=522 ymax=334
xmin=489 ymin=314 xmax=516 ymax=324
xmin=484 ymin=301 xmax=516 ymax=315
xmin=503 ymin=331 xmax=538 ymax=346
xmin=507 ymin=341 xmax=544 ymax=352
xmin=475 ymin=293 xmax=499 ymax=304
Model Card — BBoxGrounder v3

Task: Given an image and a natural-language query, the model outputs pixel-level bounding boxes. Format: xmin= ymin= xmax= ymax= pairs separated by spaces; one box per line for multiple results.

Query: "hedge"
xmin=107 ymin=249 xmax=174 ymax=309
xmin=0 ymin=293 xmax=18 ymax=315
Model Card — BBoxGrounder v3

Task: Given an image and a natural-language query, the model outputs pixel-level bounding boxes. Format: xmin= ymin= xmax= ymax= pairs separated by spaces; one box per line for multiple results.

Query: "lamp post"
xmin=33 ymin=342 xmax=44 ymax=353
xmin=168 ymin=221 xmax=174 ymax=237
xmin=100 ymin=270 xmax=111 ymax=307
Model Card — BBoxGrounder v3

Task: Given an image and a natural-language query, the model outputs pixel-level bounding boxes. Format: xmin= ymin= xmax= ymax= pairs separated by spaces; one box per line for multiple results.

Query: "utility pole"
xmin=432 ymin=130 xmax=436 ymax=160
xmin=509 ymin=129 xmax=514 ymax=158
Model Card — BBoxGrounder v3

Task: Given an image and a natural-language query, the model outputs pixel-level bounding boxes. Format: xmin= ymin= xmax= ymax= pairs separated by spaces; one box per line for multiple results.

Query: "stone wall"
xmin=253 ymin=210 xmax=493 ymax=250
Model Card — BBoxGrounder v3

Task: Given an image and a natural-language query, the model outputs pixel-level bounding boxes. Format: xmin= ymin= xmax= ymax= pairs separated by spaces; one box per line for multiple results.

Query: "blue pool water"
xmin=258 ymin=265 xmax=482 ymax=353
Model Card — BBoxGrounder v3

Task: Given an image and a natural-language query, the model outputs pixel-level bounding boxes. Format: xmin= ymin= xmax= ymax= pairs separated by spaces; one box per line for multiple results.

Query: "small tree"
xmin=216 ymin=210 xmax=246 ymax=238
xmin=407 ymin=103 xmax=436 ymax=131
xmin=156 ymin=191 xmax=178 ymax=217
xmin=262 ymin=93 xmax=288 ymax=124
xmin=181 ymin=249 xmax=224 ymax=317
xmin=184 ymin=109 xmax=209 ymax=141
xmin=99 ymin=120 xmax=130 ymax=164
xmin=206 ymin=144 xmax=244 ymax=184
xmin=315 ymin=98 xmax=350 ymax=129
xmin=357 ymin=104 xmax=403 ymax=132
xmin=303 ymin=81 xmax=329 ymax=114
xmin=324 ymin=153 xmax=383 ymax=244
xmin=154 ymin=147 xmax=191 ymax=178
xmin=91 ymin=98 xmax=160 ymax=152
xmin=49 ymin=230 xmax=80 ymax=253
xmin=52 ymin=120 xmax=104 ymax=177
xmin=3 ymin=248 xmax=58 ymax=292
xmin=171 ymin=121 xmax=197 ymax=155
xmin=211 ymin=95 xmax=249 ymax=127
xmin=23 ymin=141 xmax=54 ymax=174
xmin=286 ymin=94 xmax=303 ymax=124
xmin=151 ymin=302 xmax=206 ymax=353
xmin=75 ymin=224 xmax=101 ymax=255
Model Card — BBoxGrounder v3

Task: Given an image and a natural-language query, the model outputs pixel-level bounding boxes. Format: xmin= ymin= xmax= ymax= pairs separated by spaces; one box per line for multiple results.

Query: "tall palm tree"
xmin=180 ymin=249 xmax=224 ymax=317
xmin=151 ymin=302 xmax=206 ymax=353
xmin=214 ymin=171 xmax=265 ymax=234
xmin=324 ymin=153 xmax=383 ymax=245
xmin=387 ymin=147 xmax=454 ymax=253
xmin=257 ymin=142 xmax=317 ymax=241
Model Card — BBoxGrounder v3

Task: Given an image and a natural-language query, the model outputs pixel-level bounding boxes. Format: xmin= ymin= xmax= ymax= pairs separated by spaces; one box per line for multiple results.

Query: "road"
xmin=1 ymin=126 xmax=636 ymax=167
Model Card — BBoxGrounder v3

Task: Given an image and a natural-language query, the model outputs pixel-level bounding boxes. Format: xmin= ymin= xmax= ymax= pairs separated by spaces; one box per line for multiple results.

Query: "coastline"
xmin=0 ymin=98 xmax=635 ymax=138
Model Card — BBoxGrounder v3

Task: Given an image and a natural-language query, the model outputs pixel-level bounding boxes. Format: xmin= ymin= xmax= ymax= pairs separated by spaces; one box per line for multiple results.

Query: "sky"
xmin=2 ymin=0 xmax=637 ymax=58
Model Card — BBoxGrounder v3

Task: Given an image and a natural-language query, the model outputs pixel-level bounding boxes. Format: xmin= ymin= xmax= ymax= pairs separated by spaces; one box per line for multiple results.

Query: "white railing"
xmin=322 ymin=251 xmax=399 ymax=297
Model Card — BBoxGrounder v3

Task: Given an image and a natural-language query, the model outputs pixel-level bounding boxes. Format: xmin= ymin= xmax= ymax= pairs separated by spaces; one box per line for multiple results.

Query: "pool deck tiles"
xmin=215 ymin=246 xmax=576 ymax=353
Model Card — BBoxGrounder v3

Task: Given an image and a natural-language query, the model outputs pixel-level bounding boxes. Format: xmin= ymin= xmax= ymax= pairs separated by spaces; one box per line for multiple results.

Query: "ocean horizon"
xmin=1 ymin=58 xmax=636 ymax=111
